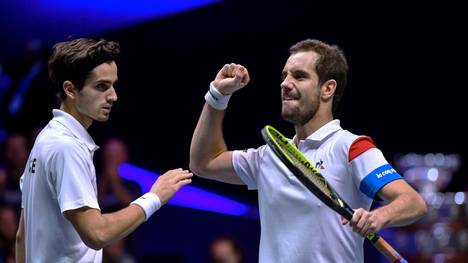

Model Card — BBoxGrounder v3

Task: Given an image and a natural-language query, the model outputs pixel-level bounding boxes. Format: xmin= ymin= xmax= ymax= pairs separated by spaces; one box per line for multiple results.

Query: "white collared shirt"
xmin=232 ymin=120 xmax=402 ymax=263
xmin=20 ymin=109 xmax=102 ymax=263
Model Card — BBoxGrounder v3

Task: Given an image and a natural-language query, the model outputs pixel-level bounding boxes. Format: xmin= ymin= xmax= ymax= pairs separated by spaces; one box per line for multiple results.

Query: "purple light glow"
xmin=0 ymin=0 xmax=221 ymax=60
xmin=118 ymin=163 xmax=258 ymax=218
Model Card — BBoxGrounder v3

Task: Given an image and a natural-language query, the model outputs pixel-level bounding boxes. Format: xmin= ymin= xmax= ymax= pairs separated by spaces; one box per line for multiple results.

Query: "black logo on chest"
xmin=29 ymin=158 xmax=37 ymax=174
xmin=315 ymin=159 xmax=325 ymax=170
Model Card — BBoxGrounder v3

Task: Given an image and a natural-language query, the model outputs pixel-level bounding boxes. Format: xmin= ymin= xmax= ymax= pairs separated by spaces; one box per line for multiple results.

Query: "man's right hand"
xmin=212 ymin=63 xmax=250 ymax=95
xmin=150 ymin=168 xmax=192 ymax=205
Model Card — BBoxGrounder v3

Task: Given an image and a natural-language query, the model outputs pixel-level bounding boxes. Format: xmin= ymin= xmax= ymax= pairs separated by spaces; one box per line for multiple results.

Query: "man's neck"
xmin=59 ymin=102 xmax=92 ymax=129
xmin=294 ymin=111 xmax=333 ymax=143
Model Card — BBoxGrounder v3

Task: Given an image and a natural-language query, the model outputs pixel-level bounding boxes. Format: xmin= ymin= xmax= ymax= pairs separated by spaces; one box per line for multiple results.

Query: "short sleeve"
xmin=49 ymin=141 xmax=100 ymax=213
xmin=349 ymin=139 xmax=403 ymax=199
xmin=232 ymin=146 xmax=267 ymax=190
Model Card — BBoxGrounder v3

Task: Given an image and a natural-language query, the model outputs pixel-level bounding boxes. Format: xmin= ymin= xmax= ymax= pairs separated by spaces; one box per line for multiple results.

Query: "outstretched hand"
xmin=212 ymin=63 xmax=250 ymax=95
xmin=150 ymin=168 xmax=193 ymax=205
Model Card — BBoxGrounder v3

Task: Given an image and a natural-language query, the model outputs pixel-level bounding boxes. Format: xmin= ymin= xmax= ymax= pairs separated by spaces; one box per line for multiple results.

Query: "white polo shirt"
xmin=232 ymin=120 xmax=402 ymax=263
xmin=20 ymin=109 xmax=102 ymax=263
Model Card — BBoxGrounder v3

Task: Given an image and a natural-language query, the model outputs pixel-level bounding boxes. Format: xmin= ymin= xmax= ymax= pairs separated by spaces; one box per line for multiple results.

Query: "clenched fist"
xmin=212 ymin=63 xmax=250 ymax=95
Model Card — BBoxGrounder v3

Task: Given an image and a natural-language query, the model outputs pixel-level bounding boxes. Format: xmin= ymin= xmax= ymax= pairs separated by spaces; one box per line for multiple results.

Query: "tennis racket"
xmin=261 ymin=125 xmax=407 ymax=263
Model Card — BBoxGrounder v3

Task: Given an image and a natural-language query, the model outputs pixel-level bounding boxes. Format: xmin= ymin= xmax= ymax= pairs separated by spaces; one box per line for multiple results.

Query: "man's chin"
xmin=94 ymin=115 xmax=110 ymax=122
xmin=281 ymin=110 xmax=312 ymax=125
xmin=281 ymin=110 xmax=296 ymax=124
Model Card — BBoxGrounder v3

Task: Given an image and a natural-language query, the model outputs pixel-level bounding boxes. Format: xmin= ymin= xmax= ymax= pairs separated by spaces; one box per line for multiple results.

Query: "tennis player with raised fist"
xmin=190 ymin=39 xmax=427 ymax=262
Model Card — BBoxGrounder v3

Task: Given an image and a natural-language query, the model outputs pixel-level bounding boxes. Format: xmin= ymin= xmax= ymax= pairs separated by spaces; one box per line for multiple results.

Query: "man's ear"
xmin=63 ymin=81 xmax=77 ymax=99
xmin=321 ymin=79 xmax=337 ymax=101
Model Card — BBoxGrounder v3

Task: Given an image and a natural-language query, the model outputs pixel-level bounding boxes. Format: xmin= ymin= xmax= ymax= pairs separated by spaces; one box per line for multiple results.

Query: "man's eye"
xmin=96 ymin=84 xmax=108 ymax=90
xmin=294 ymin=74 xmax=307 ymax=80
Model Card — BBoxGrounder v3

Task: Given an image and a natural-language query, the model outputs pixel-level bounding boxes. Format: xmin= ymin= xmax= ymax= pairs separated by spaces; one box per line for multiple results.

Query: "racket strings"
xmin=293 ymin=156 xmax=334 ymax=197
xmin=275 ymin=136 xmax=335 ymax=198
xmin=268 ymin=126 xmax=336 ymax=200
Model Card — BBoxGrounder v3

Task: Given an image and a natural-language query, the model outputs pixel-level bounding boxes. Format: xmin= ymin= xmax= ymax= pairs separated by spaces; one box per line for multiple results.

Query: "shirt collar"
xmin=293 ymin=119 xmax=342 ymax=144
xmin=51 ymin=109 xmax=99 ymax=152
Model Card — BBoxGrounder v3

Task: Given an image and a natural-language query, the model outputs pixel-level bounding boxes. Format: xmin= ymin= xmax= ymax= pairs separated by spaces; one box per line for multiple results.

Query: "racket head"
xmin=261 ymin=125 xmax=353 ymax=219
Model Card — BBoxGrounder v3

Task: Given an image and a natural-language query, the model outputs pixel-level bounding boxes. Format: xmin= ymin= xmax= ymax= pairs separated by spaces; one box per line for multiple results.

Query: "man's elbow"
xmin=415 ymin=194 xmax=428 ymax=219
xmin=81 ymin=230 xmax=108 ymax=250
xmin=189 ymin=160 xmax=209 ymax=178
xmin=404 ymin=193 xmax=428 ymax=225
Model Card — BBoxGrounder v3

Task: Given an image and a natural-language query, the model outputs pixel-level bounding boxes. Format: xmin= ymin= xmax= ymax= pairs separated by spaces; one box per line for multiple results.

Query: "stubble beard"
xmin=281 ymin=100 xmax=319 ymax=126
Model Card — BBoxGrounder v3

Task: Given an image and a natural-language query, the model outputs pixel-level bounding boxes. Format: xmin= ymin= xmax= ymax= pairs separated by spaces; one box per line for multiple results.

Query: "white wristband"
xmin=204 ymin=82 xmax=232 ymax=110
xmin=131 ymin=192 xmax=161 ymax=221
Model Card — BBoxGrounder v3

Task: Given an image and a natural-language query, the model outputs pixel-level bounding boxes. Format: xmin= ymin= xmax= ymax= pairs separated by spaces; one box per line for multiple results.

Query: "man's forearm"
xmin=375 ymin=191 xmax=427 ymax=228
xmin=190 ymin=104 xmax=227 ymax=174
xmin=190 ymin=64 xmax=249 ymax=184
xmin=346 ymin=180 xmax=427 ymax=237
xmin=66 ymin=205 xmax=145 ymax=250
xmin=98 ymin=205 xmax=146 ymax=245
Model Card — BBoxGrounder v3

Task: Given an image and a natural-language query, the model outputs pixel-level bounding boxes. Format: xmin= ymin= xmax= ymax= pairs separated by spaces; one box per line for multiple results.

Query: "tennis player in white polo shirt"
xmin=190 ymin=39 xmax=427 ymax=262
xmin=15 ymin=38 xmax=192 ymax=263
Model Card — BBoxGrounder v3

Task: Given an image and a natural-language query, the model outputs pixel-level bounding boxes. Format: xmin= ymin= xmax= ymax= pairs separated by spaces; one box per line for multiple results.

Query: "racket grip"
xmin=368 ymin=234 xmax=407 ymax=263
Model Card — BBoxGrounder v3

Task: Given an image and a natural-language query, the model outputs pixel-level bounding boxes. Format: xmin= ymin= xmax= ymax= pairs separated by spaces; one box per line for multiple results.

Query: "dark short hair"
xmin=290 ymin=39 xmax=348 ymax=113
xmin=48 ymin=38 xmax=120 ymax=100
